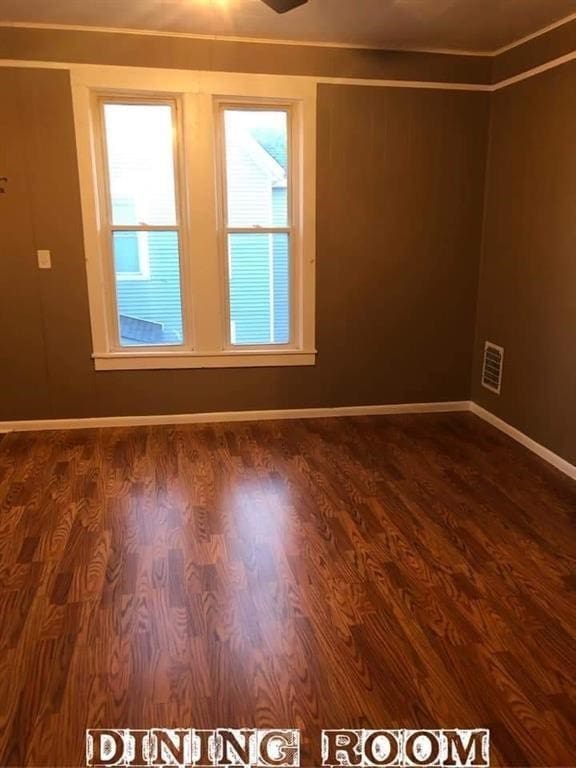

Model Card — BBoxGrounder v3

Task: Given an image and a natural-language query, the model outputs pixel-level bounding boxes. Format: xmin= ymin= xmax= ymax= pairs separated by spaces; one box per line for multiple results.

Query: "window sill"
xmin=93 ymin=350 xmax=317 ymax=371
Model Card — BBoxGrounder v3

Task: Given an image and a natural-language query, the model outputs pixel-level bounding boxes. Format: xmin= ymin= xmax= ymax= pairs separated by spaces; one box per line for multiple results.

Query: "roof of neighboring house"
xmin=238 ymin=128 xmax=287 ymax=188
xmin=249 ymin=128 xmax=288 ymax=172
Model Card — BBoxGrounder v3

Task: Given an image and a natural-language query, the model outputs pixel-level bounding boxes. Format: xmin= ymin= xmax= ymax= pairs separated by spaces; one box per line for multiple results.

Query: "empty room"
xmin=0 ymin=1 xmax=575 ymax=767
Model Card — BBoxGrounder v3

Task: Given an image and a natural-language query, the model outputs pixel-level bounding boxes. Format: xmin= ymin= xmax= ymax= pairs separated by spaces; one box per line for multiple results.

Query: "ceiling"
xmin=0 ymin=0 xmax=574 ymax=53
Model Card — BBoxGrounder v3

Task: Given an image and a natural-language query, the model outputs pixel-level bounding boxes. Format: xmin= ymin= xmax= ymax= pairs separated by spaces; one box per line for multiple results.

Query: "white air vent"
xmin=482 ymin=342 xmax=504 ymax=394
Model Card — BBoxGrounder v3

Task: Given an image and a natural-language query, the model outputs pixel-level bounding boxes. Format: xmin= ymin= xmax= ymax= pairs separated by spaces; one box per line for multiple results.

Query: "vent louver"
xmin=482 ymin=342 xmax=504 ymax=394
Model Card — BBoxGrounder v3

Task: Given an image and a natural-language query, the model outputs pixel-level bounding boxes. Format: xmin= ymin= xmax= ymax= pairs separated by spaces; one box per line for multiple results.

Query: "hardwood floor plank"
xmin=0 ymin=413 xmax=574 ymax=767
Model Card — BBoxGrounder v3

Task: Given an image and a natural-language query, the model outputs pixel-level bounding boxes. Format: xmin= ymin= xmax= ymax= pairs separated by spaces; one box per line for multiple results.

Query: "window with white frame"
xmin=74 ymin=70 xmax=316 ymax=369
xmin=99 ymin=100 xmax=184 ymax=346
xmin=220 ymin=106 xmax=292 ymax=347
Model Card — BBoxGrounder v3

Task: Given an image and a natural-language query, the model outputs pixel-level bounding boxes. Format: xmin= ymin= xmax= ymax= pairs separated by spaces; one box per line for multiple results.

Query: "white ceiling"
xmin=0 ymin=0 xmax=574 ymax=53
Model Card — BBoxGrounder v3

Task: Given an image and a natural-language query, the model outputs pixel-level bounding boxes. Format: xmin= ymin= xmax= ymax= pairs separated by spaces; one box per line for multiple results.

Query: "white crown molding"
xmin=470 ymin=403 xmax=576 ymax=481
xmin=317 ymin=76 xmax=490 ymax=91
xmin=0 ymin=59 xmax=493 ymax=91
xmin=0 ymin=21 xmax=493 ymax=56
xmin=492 ymin=10 xmax=576 ymax=56
xmin=3 ymin=55 xmax=576 ymax=92
xmin=2 ymin=12 xmax=576 ymax=58
xmin=0 ymin=401 xmax=470 ymax=433
xmin=492 ymin=49 xmax=576 ymax=90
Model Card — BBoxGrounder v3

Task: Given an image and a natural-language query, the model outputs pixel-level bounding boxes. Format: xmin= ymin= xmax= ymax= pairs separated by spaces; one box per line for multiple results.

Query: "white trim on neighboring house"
xmin=114 ymin=230 xmax=151 ymax=281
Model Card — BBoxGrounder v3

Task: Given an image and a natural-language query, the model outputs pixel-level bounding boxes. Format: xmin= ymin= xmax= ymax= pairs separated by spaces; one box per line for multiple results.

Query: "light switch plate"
xmin=37 ymin=250 xmax=52 ymax=269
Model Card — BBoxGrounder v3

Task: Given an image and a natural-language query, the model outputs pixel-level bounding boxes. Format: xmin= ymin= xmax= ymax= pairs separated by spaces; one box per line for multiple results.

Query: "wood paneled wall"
xmin=473 ymin=61 xmax=576 ymax=465
xmin=0 ymin=69 xmax=489 ymax=420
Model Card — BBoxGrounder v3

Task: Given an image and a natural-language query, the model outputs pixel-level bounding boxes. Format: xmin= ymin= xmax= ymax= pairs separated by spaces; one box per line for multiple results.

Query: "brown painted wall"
xmin=0 ymin=26 xmax=492 ymax=84
xmin=473 ymin=62 xmax=576 ymax=465
xmin=0 ymin=68 xmax=489 ymax=420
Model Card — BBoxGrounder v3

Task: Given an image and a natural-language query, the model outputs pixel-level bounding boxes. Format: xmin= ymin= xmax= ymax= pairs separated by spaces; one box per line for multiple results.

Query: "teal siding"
xmin=228 ymin=187 xmax=290 ymax=346
xmin=228 ymin=231 xmax=290 ymax=346
xmin=114 ymin=231 xmax=183 ymax=345
xmin=229 ymin=233 xmax=271 ymax=345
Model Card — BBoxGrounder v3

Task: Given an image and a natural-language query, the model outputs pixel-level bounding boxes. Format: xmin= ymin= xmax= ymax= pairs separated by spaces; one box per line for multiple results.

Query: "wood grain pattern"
xmin=0 ymin=413 xmax=574 ymax=767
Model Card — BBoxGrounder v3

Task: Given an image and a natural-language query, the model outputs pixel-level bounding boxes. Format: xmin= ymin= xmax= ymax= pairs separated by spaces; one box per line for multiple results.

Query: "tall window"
xmin=220 ymin=107 xmax=292 ymax=347
xmin=75 ymin=70 xmax=316 ymax=370
xmin=100 ymin=101 xmax=184 ymax=347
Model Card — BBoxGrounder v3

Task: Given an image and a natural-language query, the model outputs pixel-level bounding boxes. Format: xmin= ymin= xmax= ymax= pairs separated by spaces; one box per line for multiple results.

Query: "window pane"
xmin=103 ymin=103 xmax=177 ymax=226
xmin=224 ymin=109 xmax=289 ymax=228
xmin=113 ymin=231 xmax=183 ymax=346
xmin=228 ymin=233 xmax=290 ymax=345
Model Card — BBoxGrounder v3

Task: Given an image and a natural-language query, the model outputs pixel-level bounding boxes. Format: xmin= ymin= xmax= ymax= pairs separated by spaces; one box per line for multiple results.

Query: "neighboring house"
xmin=109 ymin=150 xmax=184 ymax=346
xmin=111 ymin=125 xmax=289 ymax=347
xmin=226 ymin=126 xmax=289 ymax=345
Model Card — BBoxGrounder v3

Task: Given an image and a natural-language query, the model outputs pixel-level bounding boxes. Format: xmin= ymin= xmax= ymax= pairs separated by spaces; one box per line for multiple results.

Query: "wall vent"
xmin=482 ymin=342 xmax=504 ymax=394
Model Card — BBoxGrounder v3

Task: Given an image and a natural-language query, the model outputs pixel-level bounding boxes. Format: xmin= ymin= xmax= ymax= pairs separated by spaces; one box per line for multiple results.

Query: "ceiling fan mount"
xmin=260 ymin=0 xmax=309 ymax=13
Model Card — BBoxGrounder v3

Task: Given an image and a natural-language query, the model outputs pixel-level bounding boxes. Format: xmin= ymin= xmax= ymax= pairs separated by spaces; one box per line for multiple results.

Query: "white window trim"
xmin=93 ymin=94 xmax=189 ymax=353
xmin=71 ymin=65 xmax=317 ymax=370
xmin=214 ymin=98 xmax=297 ymax=352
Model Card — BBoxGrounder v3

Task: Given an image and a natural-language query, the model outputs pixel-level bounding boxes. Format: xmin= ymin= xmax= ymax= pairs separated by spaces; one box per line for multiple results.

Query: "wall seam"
xmin=470 ymin=81 xmax=496 ymax=402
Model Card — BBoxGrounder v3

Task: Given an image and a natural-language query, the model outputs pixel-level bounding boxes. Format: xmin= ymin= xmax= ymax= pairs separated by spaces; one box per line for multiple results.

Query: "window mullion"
xmin=110 ymin=225 xmax=180 ymax=233
xmin=226 ymin=227 xmax=292 ymax=235
xmin=183 ymin=92 xmax=224 ymax=353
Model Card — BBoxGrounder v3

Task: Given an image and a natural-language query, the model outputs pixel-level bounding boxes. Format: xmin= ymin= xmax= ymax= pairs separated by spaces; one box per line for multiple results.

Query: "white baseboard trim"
xmin=2 ymin=400 xmax=574 ymax=481
xmin=0 ymin=400 xmax=469 ymax=433
xmin=470 ymin=403 xmax=576 ymax=481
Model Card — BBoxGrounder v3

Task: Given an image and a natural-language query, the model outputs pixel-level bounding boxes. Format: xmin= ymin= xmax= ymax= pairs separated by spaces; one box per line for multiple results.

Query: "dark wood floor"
xmin=0 ymin=414 xmax=574 ymax=767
